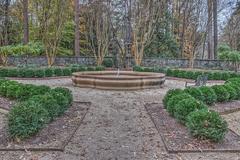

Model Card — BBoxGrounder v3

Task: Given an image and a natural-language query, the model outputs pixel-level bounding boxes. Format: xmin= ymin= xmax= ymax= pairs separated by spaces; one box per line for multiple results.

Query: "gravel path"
xmin=0 ymin=78 xmax=240 ymax=160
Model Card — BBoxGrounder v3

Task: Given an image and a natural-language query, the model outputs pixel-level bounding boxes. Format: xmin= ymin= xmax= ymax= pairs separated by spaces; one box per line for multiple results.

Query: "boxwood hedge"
xmin=0 ymin=66 xmax=105 ymax=78
xmin=0 ymin=79 xmax=73 ymax=140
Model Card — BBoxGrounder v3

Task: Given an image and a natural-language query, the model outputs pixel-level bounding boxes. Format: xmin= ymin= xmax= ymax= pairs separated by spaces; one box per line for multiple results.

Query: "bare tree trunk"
xmin=4 ymin=0 xmax=10 ymax=45
xmin=213 ymin=0 xmax=218 ymax=59
xmin=23 ymin=0 xmax=29 ymax=44
xmin=74 ymin=0 xmax=80 ymax=56
xmin=207 ymin=0 xmax=214 ymax=60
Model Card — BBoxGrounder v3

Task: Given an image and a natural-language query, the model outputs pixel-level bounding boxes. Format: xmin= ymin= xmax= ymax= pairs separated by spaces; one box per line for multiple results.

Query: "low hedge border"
xmin=133 ymin=66 xmax=240 ymax=80
xmin=0 ymin=65 xmax=105 ymax=78
xmin=0 ymin=79 xmax=73 ymax=140
xmin=162 ymin=77 xmax=240 ymax=142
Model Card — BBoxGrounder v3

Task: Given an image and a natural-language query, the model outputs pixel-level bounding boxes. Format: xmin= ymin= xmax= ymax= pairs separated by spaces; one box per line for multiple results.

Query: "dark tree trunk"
xmin=207 ymin=0 xmax=214 ymax=60
xmin=4 ymin=0 xmax=10 ymax=45
xmin=74 ymin=0 xmax=80 ymax=56
xmin=23 ymin=0 xmax=29 ymax=44
xmin=213 ymin=0 xmax=218 ymax=59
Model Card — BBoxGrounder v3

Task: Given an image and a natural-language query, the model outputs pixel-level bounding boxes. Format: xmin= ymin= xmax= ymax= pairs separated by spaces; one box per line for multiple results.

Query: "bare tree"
xmin=23 ymin=0 xmax=29 ymax=44
xmin=130 ymin=0 xmax=161 ymax=65
xmin=85 ymin=1 xmax=111 ymax=65
xmin=74 ymin=0 xmax=80 ymax=56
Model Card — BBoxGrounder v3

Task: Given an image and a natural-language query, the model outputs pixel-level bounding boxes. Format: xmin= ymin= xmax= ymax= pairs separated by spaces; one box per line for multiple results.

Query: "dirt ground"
xmin=1 ymin=78 xmax=240 ymax=160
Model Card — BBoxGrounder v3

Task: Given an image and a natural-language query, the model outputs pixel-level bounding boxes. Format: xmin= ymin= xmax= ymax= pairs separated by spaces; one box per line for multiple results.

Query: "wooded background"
xmin=0 ymin=0 xmax=240 ymax=66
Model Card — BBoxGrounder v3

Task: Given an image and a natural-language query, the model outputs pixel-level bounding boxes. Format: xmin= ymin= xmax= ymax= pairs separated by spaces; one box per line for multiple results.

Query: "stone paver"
xmin=0 ymin=78 xmax=240 ymax=160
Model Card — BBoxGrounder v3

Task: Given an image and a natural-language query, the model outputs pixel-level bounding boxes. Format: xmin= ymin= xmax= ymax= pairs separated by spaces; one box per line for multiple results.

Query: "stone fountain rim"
xmin=72 ymin=71 xmax=165 ymax=80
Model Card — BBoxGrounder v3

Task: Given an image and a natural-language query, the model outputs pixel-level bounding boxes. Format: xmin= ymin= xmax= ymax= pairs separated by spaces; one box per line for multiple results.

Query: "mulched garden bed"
xmin=0 ymin=102 xmax=90 ymax=151
xmin=211 ymin=101 xmax=240 ymax=115
xmin=145 ymin=103 xmax=240 ymax=153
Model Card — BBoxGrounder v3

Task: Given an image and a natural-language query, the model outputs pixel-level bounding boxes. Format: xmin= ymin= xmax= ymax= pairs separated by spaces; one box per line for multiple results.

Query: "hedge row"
xmin=133 ymin=66 xmax=240 ymax=80
xmin=0 ymin=79 xmax=73 ymax=139
xmin=161 ymin=79 xmax=240 ymax=142
xmin=0 ymin=65 xmax=105 ymax=78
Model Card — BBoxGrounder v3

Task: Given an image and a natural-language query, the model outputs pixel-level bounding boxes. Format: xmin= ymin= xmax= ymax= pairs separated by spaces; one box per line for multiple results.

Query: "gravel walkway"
xmin=0 ymin=78 xmax=240 ymax=160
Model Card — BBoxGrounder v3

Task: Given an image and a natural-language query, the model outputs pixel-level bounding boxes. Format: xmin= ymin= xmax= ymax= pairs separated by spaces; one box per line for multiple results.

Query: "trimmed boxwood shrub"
xmin=52 ymin=87 xmax=73 ymax=105
xmin=163 ymin=89 xmax=183 ymax=108
xmin=102 ymin=59 xmax=114 ymax=68
xmin=53 ymin=68 xmax=63 ymax=76
xmin=227 ymin=83 xmax=240 ymax=99
xmin=211 ymin=85 xmax=230 ymax=102
xmin=7 ymin=68 xmax=18 ymax=77
xmin=28 ymin=94 xmax=61 ymax=120
xmin=8 ymin=101 xmax=50 ymax=139
xmin=223 ymin=84 xmax=237 ymax=100
xmin=95 ymin=66 xmax=105 ymax=71
xmin=62 ymin=68 xmax=72 ymax=76
xmin=24 ymin=69 xmax=35 ymax=78
xmin=174 ymin=98 xmax=208 ymax=124
xmin=186 ymin=109 xmax=228 ymax=142
xmin=6 ymin=84 xmax=20 ymax=99
xmin=167 ymin=93 xmax=193 ymax=116
xmin=49 ymin=90 xmax=69 ymax=115
xmin=184 ymin=87 xmax=204 ymax=101
xmin=198 ymin=86 xmax=217 ymax=105
xmin=0 ymin=68 xmax=8 ymax=77
xmin=44 ymin=68 xmax=54 ymax=77
xmin=34 ymin=69 xmax=45 ymax=78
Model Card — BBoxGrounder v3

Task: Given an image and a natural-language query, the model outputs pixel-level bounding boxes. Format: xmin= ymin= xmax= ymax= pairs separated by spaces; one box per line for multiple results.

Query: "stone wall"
xmin=3 ymin=56 xmax=237 ymax=71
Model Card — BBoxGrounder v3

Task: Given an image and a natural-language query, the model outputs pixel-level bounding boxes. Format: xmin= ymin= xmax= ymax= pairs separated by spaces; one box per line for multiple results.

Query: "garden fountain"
xmin=72 ymin=70 xmax=165 ymax=90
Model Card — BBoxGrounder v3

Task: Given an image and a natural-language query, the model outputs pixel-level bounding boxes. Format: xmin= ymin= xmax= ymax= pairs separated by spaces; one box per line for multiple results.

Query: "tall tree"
xmin=3 ymin=0 xmax=10 ymax=45
xmin=23 ymin=0 xmax=29 ymax=44
xmin=213 ymin=0 xmax=218 ymax=59
xmin=207 ymin=0 xmax=214 ymax=59
xmin=74 ymin=0 xmax=80 ymax=56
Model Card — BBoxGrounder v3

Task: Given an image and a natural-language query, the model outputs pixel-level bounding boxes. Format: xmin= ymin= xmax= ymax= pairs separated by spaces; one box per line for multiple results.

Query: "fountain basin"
xmin=72 ymin=71 xmax=165 ymax=90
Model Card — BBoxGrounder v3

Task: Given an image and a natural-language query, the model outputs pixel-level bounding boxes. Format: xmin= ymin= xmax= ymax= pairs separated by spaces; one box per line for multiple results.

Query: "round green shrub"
xmin=34 ymin=69 xmax=45 ymax=78
xmin=24 ymin=69 xmax=35 ymax=78
xmin=44 ymin=68 xmax=54 ymax=77
xmin=211 ymin=85 xmax=230 ymax=102
xmin=174 ymin=98 xmax=208 ymax=124
xmin=223 ymin=84 xmax=237 ymax=100
xmin=184 ymin=87 xmax=204 ymax=101
xmin=7 ymin=68 xmax=18 ymax=77
xmin=166 ymin=68 xmax=173 ymax=76
xmin=15 ymin=84 xmax=35 ymax=100
xmin=52 ymin=87 xmax=73 ymax=105
xmin=62 ymin=68 xmax=72 ymax=76
xmin=53 ymin=68 xmax=63 ymax=76
xmin=143 ymin=67 xmax=154 ymax=72
xmin=133 ymin=66 xmax=144 ymax=72
xmin=167 ymin=93 xmax=193 ymax=116
xmin=198 ymin=86 xmax=217 ymax=105
xmin=28 ymin=94 xmax=61 ymax=120
xmin=6 ymin=84 xmax=20 ymax=99
xmin=78 ymin=65 xmax=87 ymax=71
xmin=32 ymin=85 xmax=51 ymax=96
xmin=0 ymin=68 xmax=8 ymax=77
xmin=0 ymin=81 xmax=18 ymax=97
xmin=163 ymin=89 xmax=183 ymax=108
xmin=186 ymin=109 xmax=228 ymax=142
xmin=49 ymin=91 xmax=69 ymax=115
xmin=95 ymin=66 xmax=105 ymax=71
xmin=87 ymin=66 xmax=95 ymax=71
xmin=102 ymin=59 xmax=114 ymax=68
xmin=8 ymin=101 xmax=50 ymax=139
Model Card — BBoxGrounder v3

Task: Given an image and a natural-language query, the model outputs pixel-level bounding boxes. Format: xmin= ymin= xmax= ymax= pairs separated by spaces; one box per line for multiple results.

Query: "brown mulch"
xmin=0 ymin=97 xmax=16 ymax=111
xmin=0 ymin=102 xmax=90 ymax=151
xmin=145 ymin=103 xmax=240 ymax=153
xmin=211 ymin=101 xmax=240 ymax=115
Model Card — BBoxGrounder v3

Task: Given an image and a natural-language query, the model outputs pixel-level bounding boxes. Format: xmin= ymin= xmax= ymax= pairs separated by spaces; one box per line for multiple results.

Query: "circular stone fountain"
xmin=72 ymin=71 xmax=165 ymax=90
